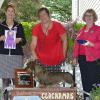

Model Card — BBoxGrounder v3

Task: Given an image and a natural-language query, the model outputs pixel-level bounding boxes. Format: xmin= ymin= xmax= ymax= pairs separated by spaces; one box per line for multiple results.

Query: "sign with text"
xmin=11 ymin=88 xmax=76 ymax=100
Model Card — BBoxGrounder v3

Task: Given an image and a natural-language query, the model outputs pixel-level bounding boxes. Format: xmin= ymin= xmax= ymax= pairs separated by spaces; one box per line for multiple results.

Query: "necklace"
xmin=41 ymin=20 xmax=51 ymax=36
xmin=39 ymin=20 xmax=52 ymax=49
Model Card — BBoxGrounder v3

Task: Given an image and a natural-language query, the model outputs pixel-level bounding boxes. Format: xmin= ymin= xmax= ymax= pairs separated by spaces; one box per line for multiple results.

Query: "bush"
xmin=68 ymin=22 xmax=84 ymax=56
xmin=74 ymin=22 xmax=84 ymax=33
xmin=21 ymin=22 xmax=37 ymax=42
xmin=90 ymin=84 xmax=100 ymax=100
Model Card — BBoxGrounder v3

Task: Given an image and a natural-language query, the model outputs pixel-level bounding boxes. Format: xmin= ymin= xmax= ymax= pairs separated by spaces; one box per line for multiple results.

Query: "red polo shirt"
xmin=32 ymin=21 xmax=66 ymax=66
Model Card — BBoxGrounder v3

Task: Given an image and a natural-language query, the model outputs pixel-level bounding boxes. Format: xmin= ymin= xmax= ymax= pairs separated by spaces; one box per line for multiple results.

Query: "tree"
xmin=15 ymin=0 xmax=41 ymax=22
xmin=0 ymin=0 xmax=41 ymax=22
xmin=0 ymin=0 xmax=72 ymax=22
xmin=41 ymin=0 xmax=72 ymax=22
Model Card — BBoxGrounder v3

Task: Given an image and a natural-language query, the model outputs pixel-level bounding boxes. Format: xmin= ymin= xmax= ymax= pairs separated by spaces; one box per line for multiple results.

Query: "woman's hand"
xmin=0 ymin=35 xmax=5 ymax=41
xmin=15 ymin=38 xmax=22 ymax=44
xmin=84 ymin=41 xmax=94 ymax=47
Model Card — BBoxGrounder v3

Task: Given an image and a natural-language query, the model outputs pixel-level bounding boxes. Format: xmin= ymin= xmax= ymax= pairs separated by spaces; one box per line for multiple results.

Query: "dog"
xmin=25 ymin=60 xmax=75 ymax=87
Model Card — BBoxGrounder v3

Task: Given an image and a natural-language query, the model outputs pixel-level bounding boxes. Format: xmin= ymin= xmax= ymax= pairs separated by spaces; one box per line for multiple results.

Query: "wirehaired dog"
xmin=25 ymin=60 xmax=75 ymax=87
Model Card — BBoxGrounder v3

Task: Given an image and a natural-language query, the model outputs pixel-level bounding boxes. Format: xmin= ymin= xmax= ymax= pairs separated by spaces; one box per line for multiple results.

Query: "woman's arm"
xmin=30 ymin=36 xmax=38 ymax=59
xmin=16 ymin=24 xmax=26 ymax=46
xmin=92 ymin=31 xmax=100 ymax=49
xmin=60 ymin=33 xmax=67 ymax=58
xmin=0 ymin=24 xmax=5 ymax=42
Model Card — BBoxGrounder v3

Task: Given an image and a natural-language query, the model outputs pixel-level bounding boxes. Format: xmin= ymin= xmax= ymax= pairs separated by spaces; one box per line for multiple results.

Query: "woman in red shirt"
xmin=31 ymin=7 xmax=67 ymax=71
xmin=73 ymin=9 xmax=100 ymax=100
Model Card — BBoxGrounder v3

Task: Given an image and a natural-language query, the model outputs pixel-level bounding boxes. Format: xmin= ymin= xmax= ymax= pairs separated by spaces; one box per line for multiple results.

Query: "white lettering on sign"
xmin=41 ymin=92 xmax=74 ymax=99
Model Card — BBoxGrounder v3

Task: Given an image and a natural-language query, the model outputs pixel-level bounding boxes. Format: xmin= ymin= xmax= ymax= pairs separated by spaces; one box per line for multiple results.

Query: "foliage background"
xmin=0 ymin=0 xmax=72 ymax=22
xmin=41 ymin=0 xmax=72 ymax=22
xmin=0 ymin=0 xmax=40 ymax=22
xmin=0 ymin=0 xmax=72 ymax=42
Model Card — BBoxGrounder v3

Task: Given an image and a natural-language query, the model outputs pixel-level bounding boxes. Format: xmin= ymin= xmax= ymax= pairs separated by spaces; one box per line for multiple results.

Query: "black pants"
xmin=78 ymin=56 xmax=100 ymax=100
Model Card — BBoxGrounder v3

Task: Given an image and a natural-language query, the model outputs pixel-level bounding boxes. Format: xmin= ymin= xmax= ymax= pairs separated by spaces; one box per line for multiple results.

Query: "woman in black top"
xmin=0 ymin=3 xmax=26 ymax=100
xmin=0 ymin=20 xmax=26 ymax=55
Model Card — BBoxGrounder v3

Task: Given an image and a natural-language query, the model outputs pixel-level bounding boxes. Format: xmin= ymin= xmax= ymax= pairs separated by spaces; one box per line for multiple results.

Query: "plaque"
xmin=15 ymin=69 xmax=33 ymax=88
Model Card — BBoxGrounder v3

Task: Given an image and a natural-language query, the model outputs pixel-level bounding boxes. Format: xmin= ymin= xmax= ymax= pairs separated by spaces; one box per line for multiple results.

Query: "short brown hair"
xmin=82 ymin=9 xmax=97 ymax=22
xmin=6 ymin=2 xmax=15 ymax=13
xmin=38 ymin=7 xmax=50 ymax=17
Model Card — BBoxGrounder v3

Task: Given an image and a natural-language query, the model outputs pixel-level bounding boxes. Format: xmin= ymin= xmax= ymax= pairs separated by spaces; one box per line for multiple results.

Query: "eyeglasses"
xmin=85 ymin=14 xmax=93 ymax=18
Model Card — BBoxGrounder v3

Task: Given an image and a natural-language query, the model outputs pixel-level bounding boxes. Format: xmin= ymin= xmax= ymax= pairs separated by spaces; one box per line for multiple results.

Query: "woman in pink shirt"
xmin=73 ymin=9 xmax=100 ymax=100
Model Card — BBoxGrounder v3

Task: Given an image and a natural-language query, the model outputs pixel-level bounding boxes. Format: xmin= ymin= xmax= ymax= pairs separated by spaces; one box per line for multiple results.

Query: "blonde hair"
xmin=82 ymin=9 xmax=97 ymax=22
xmin=6 ymin=2 xmax=15 ymax=13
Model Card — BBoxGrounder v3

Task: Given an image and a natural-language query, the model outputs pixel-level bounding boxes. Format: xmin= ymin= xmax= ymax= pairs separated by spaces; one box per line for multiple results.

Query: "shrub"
xmin=67 ymin=22 xmax=84 ymax=59
xmin=90 ymin=84 xmax=100 ymax=100
xmin=74 ymin=22 xmax=84 ymax=33
xmin=21 ymin=22 xmax=37 ymax=42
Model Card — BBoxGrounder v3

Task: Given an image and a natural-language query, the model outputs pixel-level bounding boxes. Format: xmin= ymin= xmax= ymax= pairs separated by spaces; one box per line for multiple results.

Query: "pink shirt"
xmin=73 ymin=24 xmax=100 ymax=61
